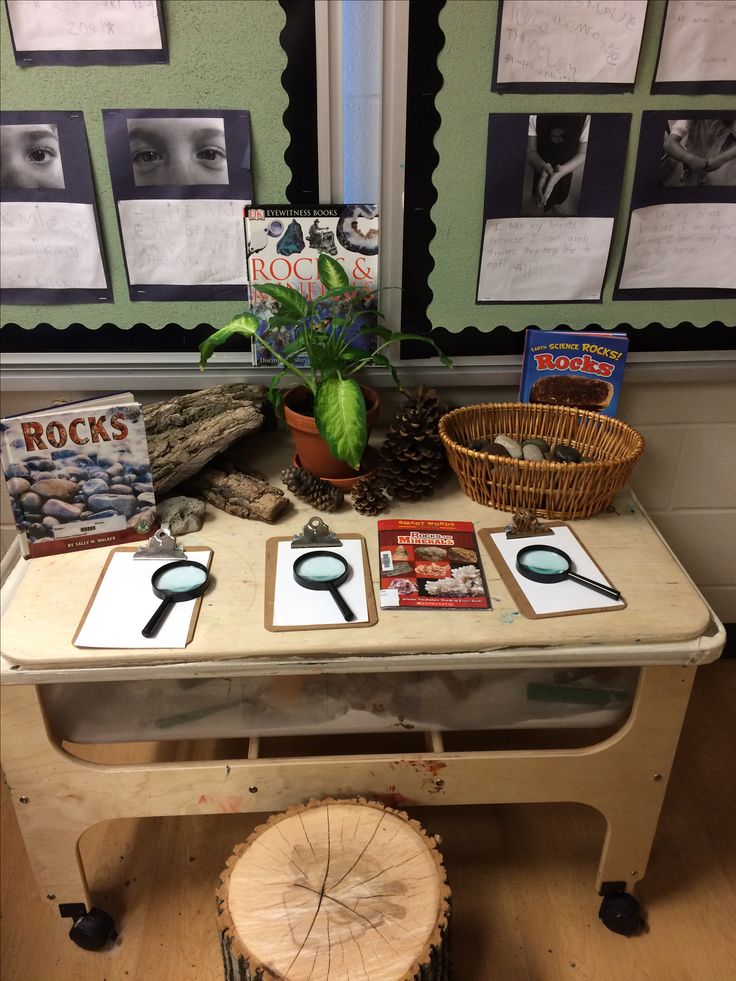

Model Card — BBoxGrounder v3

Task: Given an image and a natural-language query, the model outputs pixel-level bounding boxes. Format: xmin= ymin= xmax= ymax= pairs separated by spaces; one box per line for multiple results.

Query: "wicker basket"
xmin=439 ymin=402 xmax=644 ymax=520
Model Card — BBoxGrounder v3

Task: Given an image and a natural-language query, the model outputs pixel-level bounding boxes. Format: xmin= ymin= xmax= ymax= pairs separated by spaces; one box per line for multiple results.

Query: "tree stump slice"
xmin=217 ymin=798 xmax=451 ymax=981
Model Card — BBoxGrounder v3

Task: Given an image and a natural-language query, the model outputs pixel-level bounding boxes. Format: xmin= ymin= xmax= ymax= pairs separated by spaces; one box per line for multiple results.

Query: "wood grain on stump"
xmin=217 ymin=798 xmax=450 ymax=981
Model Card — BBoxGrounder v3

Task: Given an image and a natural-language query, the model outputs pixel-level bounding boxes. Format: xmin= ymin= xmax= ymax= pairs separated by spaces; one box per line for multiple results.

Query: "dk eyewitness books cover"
xmin=245 ymin=204 xmax=379 ymax=367
xmin=1 ymin=392 xmax=156 ymax=558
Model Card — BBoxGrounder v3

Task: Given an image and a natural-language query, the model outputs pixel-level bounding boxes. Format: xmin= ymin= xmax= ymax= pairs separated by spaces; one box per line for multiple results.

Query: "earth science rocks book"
xmin=1 ymin=392 xmax=156 ymax=559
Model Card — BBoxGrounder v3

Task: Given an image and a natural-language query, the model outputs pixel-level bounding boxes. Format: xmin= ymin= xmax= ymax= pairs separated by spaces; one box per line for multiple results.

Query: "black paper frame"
xmin=614 ymin=109 xmax=736 ymax=300
xmin=4 ymin=0 xmax=168 ymax=67
xmin=651 ymin=0 xmax=736 ymax=95
xmin=476 ymin=112 xmax=631 ymax=305
xmin=102 ymin=107 xmax=253 ymax=301
xmin=491 ymin=0 xmax=644 ymax=94
xmin=0 ymin=109 xmax=112 ymax=305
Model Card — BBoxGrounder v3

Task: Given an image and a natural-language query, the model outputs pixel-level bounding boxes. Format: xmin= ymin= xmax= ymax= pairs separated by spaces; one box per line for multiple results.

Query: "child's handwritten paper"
xmin=655 ymin=0 xmax=736 ymax=84
xmin=477 ymin=216 xmax=614 ymax=301
xmin=619 ymin=203 xmax=736 ymax=290
xmin=495 ymin=0 xmax=647 ymax=86
xmin=0 ymin=201 xmax=106 ymax=290
xmin=118 ymin=198 xmax=248 ymax=286
xmin=6 ymin=0 xmax=163 ymax=52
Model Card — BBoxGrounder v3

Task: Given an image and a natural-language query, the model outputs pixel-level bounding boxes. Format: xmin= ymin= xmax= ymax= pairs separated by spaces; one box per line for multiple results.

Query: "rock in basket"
xmin=439 ymin=402 xmax=644 ymax=520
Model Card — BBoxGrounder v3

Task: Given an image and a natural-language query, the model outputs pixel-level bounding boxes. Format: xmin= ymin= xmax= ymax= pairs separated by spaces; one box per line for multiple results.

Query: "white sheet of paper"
xmin=74 ymin=550 xmax=213 ymax=649
xmin=6 ymin=0 xmax=163 ymax=52
xmin=0 ymin=201 xmax=106 ymax=290
xmin=656 ymin=0 xmax=736 ymax=83
xmin=488 ymin=527 xmax=624 ymax=616
xmin=118 ymin=198 xmax=247 ymax=286
xmin=496 ymin=0 xmax=647 ymax=85
xmin=619 ymin=203 xmax=736 ymax=290
xmin=477 ymin=216 xmax=614 ymax=301
xmin=272 ymin=541 xmax=370 ymax=627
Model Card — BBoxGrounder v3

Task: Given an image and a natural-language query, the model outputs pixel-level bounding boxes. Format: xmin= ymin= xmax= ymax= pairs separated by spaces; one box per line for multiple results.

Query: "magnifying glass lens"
xmin=155 ymin=565 xmax=209 ymax=592
xmin=518 ymin=548 xmax=570 ymax=576
xmin=297 ymin=555 xmax=346 ymax=582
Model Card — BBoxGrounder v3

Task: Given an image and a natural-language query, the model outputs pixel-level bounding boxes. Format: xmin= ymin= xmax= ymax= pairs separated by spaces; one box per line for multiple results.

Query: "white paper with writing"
xmin=619 ymin=203 xmax=736 ymax=290
xmin=6 ymin=0 xmax=162 ymax=52
xmin=272 ymin=540 xmax=370 ymax=627
xmin=656 ymin=0 xmax=736 ymax=83
xmin=496 ymin=0 xmax=647 ymax=85
xmin=118 ymin=198 xmax=248 ymax=286
xmin=0 ymin=201 xmax=106 ymax=290
xmin=488 ymin=527 xmax=624 ymax=616
xmin=74 ymin=550 xmax=213 ymax=649
xmin=477 ymin=216 xmax=614 ymax=301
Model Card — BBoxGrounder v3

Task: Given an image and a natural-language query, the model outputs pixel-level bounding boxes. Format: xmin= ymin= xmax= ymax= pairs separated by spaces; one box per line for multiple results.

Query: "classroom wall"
xmin=1 ymin=376 xmax=734 ymax=624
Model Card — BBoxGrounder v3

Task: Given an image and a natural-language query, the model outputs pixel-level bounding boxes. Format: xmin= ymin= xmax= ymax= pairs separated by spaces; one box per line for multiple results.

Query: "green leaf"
xmin=367 ymin=352 xmax=402 ymax=390
xmin=198 ymin=313 xmax=260 ymax=369
xmin=314 ymin=376 xmax=366 ymax=470
xmin=318 ymin=252 xmax=350 ymax=292
xmin=254 ymin=283 xmax=308 ymax=320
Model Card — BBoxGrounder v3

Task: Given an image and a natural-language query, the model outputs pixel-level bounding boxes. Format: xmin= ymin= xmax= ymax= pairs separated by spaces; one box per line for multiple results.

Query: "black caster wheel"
xmin=598 ymin=891 xmax=645 ymax=936
xmin=67 ymin=907 xmax=117 ymax=950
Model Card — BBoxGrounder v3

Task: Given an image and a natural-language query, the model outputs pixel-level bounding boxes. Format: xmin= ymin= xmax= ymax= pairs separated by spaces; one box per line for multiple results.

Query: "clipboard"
xmin=264 ymin=534 xmax=377 ymax=632
xmin=480 ymin=523 xmax=626 ymax=619
xmin=73 ymin=546 xmax=213 ymax=648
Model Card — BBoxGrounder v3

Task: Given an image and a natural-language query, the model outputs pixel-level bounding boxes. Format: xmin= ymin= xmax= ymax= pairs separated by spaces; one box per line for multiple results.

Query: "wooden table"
xmin=0 ymin=442 xmax=725 ymax=946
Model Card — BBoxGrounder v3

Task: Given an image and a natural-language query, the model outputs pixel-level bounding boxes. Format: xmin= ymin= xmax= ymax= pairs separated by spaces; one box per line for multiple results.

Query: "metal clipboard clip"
xmin=291 ymin=516 xmax=343 ymax=549
xmin=133 ymin=526 xmax=186 ymax=560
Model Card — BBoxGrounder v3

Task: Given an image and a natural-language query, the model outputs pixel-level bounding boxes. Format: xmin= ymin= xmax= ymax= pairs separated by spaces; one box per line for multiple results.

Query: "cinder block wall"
xmin=1 ymin=378 xmax=734 ymax=623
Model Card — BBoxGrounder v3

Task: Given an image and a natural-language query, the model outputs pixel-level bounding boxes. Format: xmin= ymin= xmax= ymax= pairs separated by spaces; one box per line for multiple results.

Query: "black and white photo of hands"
xmin=127 ymin=117 xmax=229 ymax=186
xmin=658 ymin=118 xmax=736 ymax=188
xmin=522 ymin=114 xmax=590 ymax=217
xmin=0 ymin=123 xmax=65 ymax=189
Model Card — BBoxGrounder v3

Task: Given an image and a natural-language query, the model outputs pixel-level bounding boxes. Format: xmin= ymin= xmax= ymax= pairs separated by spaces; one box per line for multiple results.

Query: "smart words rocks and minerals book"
xmin=519 ymin=329 xmax=629 ymax=418
xmin=1 ymin=393 xmax=156 ymax=559
xmin=245 ymin=204 xmax=379 ymax=367
xmin=377 ymin=519 xmax=491 ymax=611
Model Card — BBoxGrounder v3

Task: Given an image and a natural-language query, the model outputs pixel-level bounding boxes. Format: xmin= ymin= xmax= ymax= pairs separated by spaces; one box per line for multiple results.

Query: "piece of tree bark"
xmin=217 ymin=798 xmax=451 ymax=980
xmin=143 ymin=384 xmax=268 ymax=494
xmin=191 ymin=465 xmax=289 ymax=524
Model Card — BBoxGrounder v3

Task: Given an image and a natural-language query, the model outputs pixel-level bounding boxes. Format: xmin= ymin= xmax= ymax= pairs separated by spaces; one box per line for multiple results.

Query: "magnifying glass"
xmin=516 ymin=545 xmax=621 ymax=601
xmin=142 ymin=560 xmax=211 ymax=638
xmin=292 ymin=550 xmax=355 ymax=622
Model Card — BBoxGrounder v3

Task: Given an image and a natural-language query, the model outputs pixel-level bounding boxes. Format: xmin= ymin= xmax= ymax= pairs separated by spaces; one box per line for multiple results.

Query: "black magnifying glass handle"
xmin=328 ymin=584 xmax=356 ymax=622
xmin=567 ymin=571 xmax=621 ymax=601
xmin=142 ymin=596 xmax=175 ymax=638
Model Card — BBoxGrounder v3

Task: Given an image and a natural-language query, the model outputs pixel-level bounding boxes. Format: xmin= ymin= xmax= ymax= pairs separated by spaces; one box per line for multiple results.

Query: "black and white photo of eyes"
xmin=126 ymin=117 xmax=229 ymax=186
xmin=0 ymin=123 xmax=65 ymax=189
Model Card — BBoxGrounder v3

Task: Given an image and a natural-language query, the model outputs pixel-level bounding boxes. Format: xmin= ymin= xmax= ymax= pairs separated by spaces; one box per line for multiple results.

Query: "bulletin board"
xmin=0 ymin=0 xmax=311 ymax=343
xmin=403 ymin=0 xmax=735 ymax=356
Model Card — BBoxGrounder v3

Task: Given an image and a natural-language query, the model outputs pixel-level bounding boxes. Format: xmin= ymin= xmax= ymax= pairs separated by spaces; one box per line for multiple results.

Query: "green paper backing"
xmin=0 ymin=0 xmax=290 ymax=332
xmin=428 ymin=0 xmax=735 ymax=332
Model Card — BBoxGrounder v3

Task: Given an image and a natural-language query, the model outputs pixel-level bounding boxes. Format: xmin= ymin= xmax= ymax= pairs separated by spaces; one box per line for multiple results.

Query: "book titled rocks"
xmin=519 ymin=329 xmax=629 ymax=418
xmin=245 ymin=204 xmax=379 ymax=367
xmin=1 ymin=393 xmax=156 ymax=559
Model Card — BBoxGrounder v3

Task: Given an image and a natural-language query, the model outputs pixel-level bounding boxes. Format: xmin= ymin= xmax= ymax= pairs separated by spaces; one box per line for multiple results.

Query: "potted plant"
xmin=199 ymin=253 xmax=450 ymax=478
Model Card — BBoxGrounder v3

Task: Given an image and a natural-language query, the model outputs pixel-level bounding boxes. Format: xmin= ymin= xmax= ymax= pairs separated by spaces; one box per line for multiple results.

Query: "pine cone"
xmin=281 ymin=466 xmax=343 ymax=512
xmin=379 ymin=386 xmax=447 ymax=501
xmin=351 ymin=474 xmax=391 ymax=516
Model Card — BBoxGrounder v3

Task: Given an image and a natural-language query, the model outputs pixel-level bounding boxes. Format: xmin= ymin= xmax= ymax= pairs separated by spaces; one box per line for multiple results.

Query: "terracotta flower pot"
xmin=282 ymin=385 xmax=380 ymax=480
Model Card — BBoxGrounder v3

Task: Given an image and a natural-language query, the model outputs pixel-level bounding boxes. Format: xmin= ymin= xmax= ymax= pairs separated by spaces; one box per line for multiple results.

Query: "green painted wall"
xmin=429 ymin=0 xmax=735 ymax=332
xmin=0 ymin=0 xmax=289 ymax=333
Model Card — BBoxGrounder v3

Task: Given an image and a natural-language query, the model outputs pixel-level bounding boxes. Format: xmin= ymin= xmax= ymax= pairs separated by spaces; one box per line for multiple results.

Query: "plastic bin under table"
xmin=0 ymin=485 xmax=725 ymax=943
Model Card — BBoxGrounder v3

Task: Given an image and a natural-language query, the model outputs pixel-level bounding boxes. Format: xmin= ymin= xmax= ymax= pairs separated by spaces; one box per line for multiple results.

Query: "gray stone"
xmin=42 ymin=499 xmax=85 ymax=520
xmin=81 ymin=478 xmax=109 ymax=496
xmin=5 ymin=463 xmax=31 ymax=480
xmin=6 ymin=477 xmax=31 ymax=496
xmin=106 ymin=484 xmax=134 ymax=495
xmin=26 ymin=459 xmax=55 ymax=472
xmin=20 ymin=492 xmax=42 ymax=512
xmin=110 ymin=475 xmax=127 ymax=484
xmin=106 ymin=463 xmax=125 ymax=477
xmin=87 ymin=494 xmax=137 ymax=517
xmin=157 ymin=495 xmax=207 ymax=535
xmin=522 ymin=444 xmax=544 ymax=461
xmin=42 ymin=516 xmax=60 ymax=528
xmin=493 ymin=434 xmax=523 ymax=459
xmin=137 ymin=492 xmax=156 ymax=507
xmin=133 ymin=482 xmax=154 ymax=494
xmin=522 ymin=437 xmax=550 ymax=455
